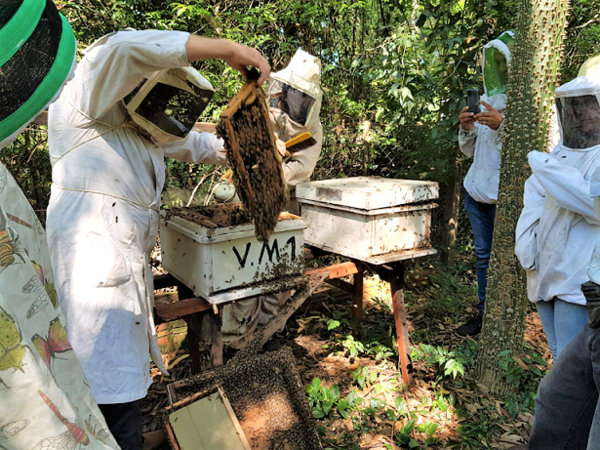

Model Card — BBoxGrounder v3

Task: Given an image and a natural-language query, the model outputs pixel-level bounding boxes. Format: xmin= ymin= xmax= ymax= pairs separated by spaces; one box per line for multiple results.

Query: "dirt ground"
xmin=144 ymin=254 xmax=549 ymax=449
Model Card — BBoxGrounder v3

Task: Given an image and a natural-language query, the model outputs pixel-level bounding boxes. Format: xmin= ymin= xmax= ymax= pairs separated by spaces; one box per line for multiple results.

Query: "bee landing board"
xmin=159 ymin=207 xmax=306 ymax=304
xmin=297 ymin=177 xmax=439 ymax=265
xmin=217 ymin=81 xmax=288 ymax=242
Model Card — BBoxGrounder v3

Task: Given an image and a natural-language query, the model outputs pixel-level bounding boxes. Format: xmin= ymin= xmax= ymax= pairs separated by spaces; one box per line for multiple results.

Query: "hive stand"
xmin=153 ymin=245 xmax=434 ymax=388
xmin=303 ymin=246 xmax=437 ymax=388
xmin=153 ymin=268 xmax=327 ymax=374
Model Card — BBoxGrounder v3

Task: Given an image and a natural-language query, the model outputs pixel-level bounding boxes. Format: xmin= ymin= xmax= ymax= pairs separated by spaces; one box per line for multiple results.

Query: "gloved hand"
xmin=276 ymin=138 xmax=287 ymax=157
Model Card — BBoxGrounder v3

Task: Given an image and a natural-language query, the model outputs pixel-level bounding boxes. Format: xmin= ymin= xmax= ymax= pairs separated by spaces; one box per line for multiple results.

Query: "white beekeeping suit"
xmin=46 ymin=30 xmax=226 ymax=405
xmin=517 ymin=76 xmax=600 ymax=305
xmin=458 ymin=31 xmax=513 ymax=203
xmin=267 ymin=49 xmax=323 ymax=189
xmin=0 ymin=1 xmax=119 ymax=448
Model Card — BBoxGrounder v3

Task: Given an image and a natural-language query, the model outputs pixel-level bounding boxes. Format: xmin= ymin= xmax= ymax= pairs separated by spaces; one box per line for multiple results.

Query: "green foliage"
xmin=497 ymin=344 xmax=548 ymax=415
xmin=411 ymin=343 xmax=468 ymax=380
xmin=306 ymin=378 xmax=340 ymax=418
xmin=342 ymin=335 xmax=366 ymax=358
xmin=306 ymin=377 xmax=364 ymax=420
xmin=7 ymin=0 xmax=599 ymax=227
xmin=562 ymin=0 xmax=600 ymax=83
xmin=351 ymin=365 xmax=375 ymax=389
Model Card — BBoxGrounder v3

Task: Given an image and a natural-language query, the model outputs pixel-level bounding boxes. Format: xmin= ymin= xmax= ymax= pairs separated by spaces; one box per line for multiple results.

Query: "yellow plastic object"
xmin=285 ymin=132 xmax=312 ymax=148
xmin=221 ymin=169 xmax=234 ymax=182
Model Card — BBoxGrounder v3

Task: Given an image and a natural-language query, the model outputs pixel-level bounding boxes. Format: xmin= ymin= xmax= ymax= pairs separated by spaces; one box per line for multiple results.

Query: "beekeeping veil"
xmin=555 ymin=76 xmax=600 ymax=150
xmin=267 ymin=49 xmax=322 ymax=128
xmin=482 ymin=31 xmax=514 ymax=97
xmin=579 ymin=54 xmax=600 ymax=80
xmin=122 ymin=66 xmax=215 ymax=144
xmin=0 ymin=0 xmax=77 ymax=149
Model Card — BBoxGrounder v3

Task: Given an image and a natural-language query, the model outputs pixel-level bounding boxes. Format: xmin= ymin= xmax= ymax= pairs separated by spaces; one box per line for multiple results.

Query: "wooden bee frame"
xmin=217 ymin=80 xmax=289 ymax=242
xmin=164 ymin=348 xmax=323 ymax=450
xmin=163 ymin=385 xmax=252 ymax=450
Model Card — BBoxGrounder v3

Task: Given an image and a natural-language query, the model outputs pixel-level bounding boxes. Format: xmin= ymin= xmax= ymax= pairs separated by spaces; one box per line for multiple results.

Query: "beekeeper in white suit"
xmin=516 ymin=75 xmax=600 ymax=361
xmin=0 ymin=1 xmax=120 ymax=449
xmin=268 ymin=49 xmax=323 ymax=197
xmin=46 ymin=29 xmax=269 ymax=449
xmin=221 ymin=49 xmax=323 ymax=348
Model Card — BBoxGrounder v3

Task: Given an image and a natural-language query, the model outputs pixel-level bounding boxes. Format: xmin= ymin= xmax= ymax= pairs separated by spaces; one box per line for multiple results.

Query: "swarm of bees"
xmin=217 ymin=84 xmax=288 ymax=242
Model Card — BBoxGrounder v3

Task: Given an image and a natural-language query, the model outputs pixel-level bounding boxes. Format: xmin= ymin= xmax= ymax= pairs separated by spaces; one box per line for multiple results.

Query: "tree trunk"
xmin=441 ymin=153 xmax=462 ymax=266
xmin=475 ymin=0 xmax=569 ymax=394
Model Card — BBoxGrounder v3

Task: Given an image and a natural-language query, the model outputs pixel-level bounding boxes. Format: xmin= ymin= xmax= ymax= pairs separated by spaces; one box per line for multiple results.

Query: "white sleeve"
xmin=282 ymin=125 xmax=323 ymax=187
xmin=528 ymin=151 xmax=600 ymax=224
xmin=163 ymin=132 xmax=227 ymax=166
xmin=547 ymin=106 xmax=561 ymax=153
xmin=591 ymin=166 xmax=600 ymax=220
xmin=515 ymin=174 xmax=545 ymax=270
xmin=70 ymin=30 xmax=190 ymax=120
xmin=458 ymin=125 xmax=477 ymax=158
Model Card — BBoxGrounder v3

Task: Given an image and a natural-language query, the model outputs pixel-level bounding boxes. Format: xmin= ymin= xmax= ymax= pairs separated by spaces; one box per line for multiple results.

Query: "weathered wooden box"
xmin=159 ymin=210 xmax=306 ymax=303
xmin=296 ymin=177 xmax=438 ymax=264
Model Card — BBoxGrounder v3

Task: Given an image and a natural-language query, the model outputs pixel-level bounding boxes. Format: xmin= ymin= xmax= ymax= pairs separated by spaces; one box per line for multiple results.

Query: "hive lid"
xmin=296 ymin=177 xmax=439 ymax=210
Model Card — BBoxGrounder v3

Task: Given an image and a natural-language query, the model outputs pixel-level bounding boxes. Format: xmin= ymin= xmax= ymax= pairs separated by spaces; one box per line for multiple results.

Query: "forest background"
xmin=5 ymin=0 xmax=598 ymax=245
xmin=4 ymin=1 xmax=600 ymax=448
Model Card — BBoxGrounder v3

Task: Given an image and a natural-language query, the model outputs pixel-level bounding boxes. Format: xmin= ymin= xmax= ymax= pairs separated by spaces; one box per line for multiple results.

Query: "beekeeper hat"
xmin=555 ymin=75 xmax=600 ymax=149
xmin=123 ymin=66 xmax=215 ymax=145
xmin=270 ymin=49 xmax=322 ymax=99
xmin=579 ymin=55 xmax=600 ymax=81
xmin=0 ymin=0 xmax=77 ymax=148
xmin=268 ymin=49 xmax=322 ymax=127
xmin=483 ymin=30 xmax=514 ymax=97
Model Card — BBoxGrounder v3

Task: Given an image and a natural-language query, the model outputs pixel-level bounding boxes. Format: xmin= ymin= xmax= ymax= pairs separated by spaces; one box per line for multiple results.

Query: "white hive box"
xmin=159 ymin=210 xmax=306 ymax=304
xmin=296 ymin=177 xmax=438 ymax=264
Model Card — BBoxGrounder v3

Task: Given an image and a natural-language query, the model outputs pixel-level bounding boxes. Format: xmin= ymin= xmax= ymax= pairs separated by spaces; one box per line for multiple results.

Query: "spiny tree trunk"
xmin=441 ymin=154 xmax=462 ymax=266
xmin=475 ymin=0 xmax=569 ymax=394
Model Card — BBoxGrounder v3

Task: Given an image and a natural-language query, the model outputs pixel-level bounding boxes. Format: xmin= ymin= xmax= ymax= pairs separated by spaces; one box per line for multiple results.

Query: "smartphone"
xmin=467 ymin=89 xmax=480 ymax=114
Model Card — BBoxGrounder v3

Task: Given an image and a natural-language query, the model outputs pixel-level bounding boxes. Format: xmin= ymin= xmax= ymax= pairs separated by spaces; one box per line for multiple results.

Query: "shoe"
xmin=142 ymin=430 xmax=167 ymax=450
xmin=456 ymin=312 xmax=483 ymax=337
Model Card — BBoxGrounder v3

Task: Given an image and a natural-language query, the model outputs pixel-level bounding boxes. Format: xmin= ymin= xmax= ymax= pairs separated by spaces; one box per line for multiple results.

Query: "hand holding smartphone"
xmin=467 ymin=89 xmax=480 ymax=114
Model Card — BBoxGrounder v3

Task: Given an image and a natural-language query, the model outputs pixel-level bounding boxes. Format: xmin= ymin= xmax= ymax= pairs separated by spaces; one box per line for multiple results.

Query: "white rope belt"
xmin=51 ymin=101 xmax=158 ymax=212
xmin=52 ymin=184 xmax=159 ymax=212
xmin=51 ymin=100 xmax=138 ymax=167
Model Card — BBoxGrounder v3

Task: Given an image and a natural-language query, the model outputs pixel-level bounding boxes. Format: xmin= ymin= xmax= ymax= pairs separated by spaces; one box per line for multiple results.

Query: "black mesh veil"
xmin=556 ymin=95 xmax=600 ymax=149
xmin=125 ymin=79 xmax=214 ymax=138
xmin=0 ymin=0 xmax=63 ymax=122
xmin=268 ymin=79 xmax=315 ymax=126
xmin=0 ymin=1 xmax=22 ymax=28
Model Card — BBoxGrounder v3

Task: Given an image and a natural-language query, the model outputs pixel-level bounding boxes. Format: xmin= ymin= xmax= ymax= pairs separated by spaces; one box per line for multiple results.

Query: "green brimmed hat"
xmin=0 ymin=0 xmax=76 ymax=147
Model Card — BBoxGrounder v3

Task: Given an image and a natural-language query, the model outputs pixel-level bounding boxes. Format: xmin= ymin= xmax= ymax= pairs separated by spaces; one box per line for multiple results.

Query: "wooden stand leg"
xmin=389 ymin=263 xmax=413 ymax=387
xmin=186 ymin=312 xmax=203 ymax=374
xmin=210 ymin=312 xmax=223 ymax=367
xmin=352 ymin=264 xmax=365 ymax=325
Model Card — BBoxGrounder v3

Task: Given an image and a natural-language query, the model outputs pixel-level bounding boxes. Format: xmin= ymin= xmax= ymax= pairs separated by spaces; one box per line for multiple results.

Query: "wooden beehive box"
xmin=297 ymin=177 xmax=439 ymax=264
xmin=159 ymin=205 xmax=306 ymax=304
